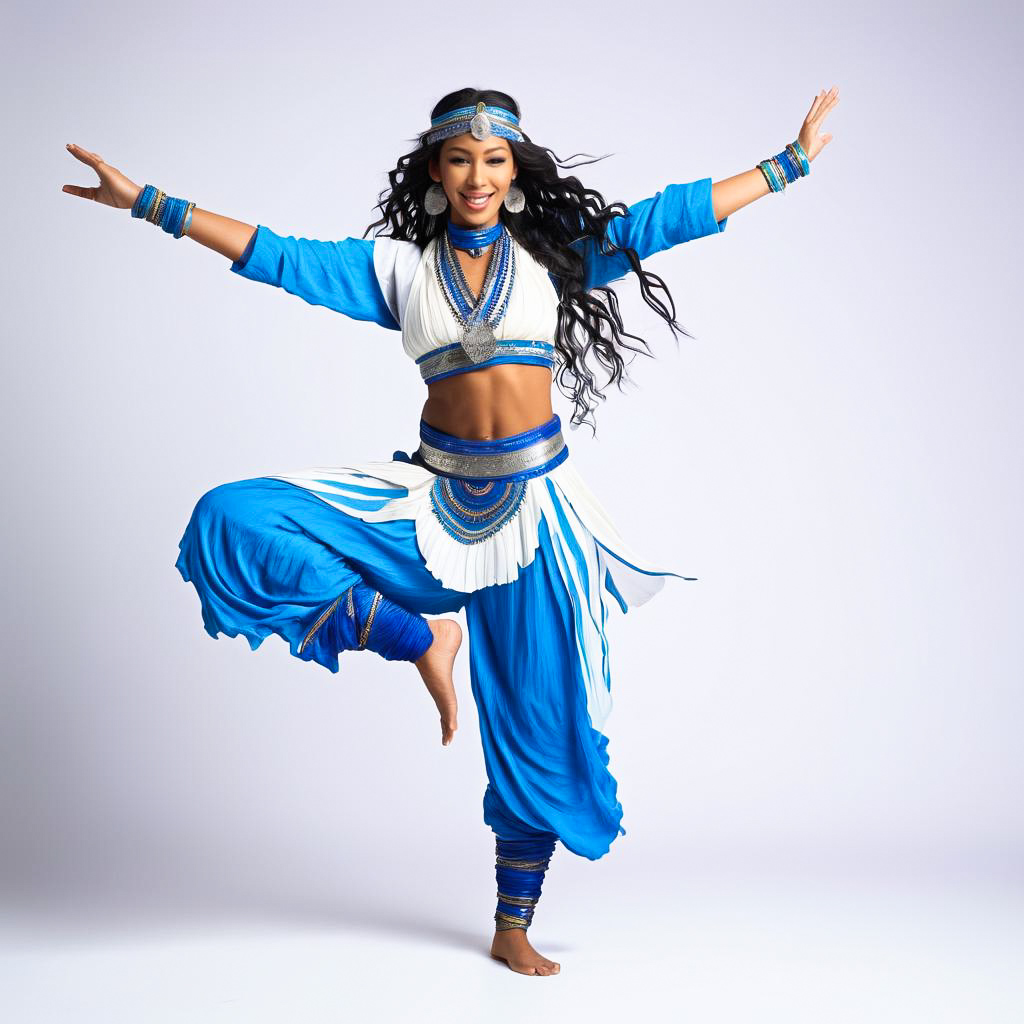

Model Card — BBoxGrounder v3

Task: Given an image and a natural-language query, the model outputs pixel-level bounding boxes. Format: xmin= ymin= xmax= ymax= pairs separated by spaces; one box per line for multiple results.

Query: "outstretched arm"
xmin=575 ymin=86 xmax=840 ymax=291
xmin=711 ymin=86 xmax=839 ymax=221
xmin=60 ymin=145 xmax=400 ymax=329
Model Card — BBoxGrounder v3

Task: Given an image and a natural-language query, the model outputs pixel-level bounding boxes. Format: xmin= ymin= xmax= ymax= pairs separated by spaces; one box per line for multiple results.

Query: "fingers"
xmin=63 ymin=144 xmax=106 ymax=200
xmin=805 ymin=86 xmax=840 ymax=125
xmin=61 ymin=183 xmax=97 ymax=200
xmin=65 ymin=142 xmax=104 ymax=166
xmin=812 ymin=86 xmax=840 ymax=125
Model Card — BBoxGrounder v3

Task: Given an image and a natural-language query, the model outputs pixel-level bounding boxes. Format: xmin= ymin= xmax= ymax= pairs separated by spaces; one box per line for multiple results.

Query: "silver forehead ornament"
xmin=469 ymin=102 xmax=493 ymax=141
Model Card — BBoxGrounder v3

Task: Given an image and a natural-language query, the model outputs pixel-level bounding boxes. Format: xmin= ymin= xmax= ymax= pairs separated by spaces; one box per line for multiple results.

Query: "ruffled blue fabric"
xmin=175 ymin=478 xmax=465 ymax=673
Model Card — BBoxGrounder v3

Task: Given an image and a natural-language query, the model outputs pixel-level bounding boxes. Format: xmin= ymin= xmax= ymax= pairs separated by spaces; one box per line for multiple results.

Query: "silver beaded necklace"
xmin=433 ymin=226 xmax=517 ymax=363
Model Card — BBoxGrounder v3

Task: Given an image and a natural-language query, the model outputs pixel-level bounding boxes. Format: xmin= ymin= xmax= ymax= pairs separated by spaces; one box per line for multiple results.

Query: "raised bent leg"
xmin=312 ymin=581 xmax=433 ymax=663
xmin=175 ymin=477 xmax=467 ymax=673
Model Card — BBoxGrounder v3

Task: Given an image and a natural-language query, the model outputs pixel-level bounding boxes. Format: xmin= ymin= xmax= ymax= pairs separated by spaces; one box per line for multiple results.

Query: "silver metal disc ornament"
xmin=461 ymin=320 xmax=497 ymax=362
xmin=424 ymin=183 xmax=448 ymax=216
xmin=503 ymin=182 xmax=525 ymax=213
xmin=470 ymin=102 xmax=492 ymax=140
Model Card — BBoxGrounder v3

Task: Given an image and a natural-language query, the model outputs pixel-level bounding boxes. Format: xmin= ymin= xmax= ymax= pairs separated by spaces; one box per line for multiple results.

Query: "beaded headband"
xmin=422 ymin=101 xmax=524 ymax=146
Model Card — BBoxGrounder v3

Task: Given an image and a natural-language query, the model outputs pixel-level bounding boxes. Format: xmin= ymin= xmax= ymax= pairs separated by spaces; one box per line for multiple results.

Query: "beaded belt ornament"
xmin=417 ymin=415 xmax=569 ymax=546
xmin=430 ymin=477 xmax=529 ymax=545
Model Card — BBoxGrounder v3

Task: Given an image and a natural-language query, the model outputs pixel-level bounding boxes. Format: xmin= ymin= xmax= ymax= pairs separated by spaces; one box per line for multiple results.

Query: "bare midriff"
xmin=421 ymin=363 xmax=555 ymax=441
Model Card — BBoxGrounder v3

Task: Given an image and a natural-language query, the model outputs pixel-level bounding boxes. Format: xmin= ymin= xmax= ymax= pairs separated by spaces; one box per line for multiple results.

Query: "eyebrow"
xmin=446 ymin=145 xmax=508 ymax=155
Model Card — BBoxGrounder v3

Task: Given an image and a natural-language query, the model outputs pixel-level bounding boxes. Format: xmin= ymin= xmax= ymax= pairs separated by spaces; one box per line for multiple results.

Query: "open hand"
xmin=61 ymin=143 xmax=142 ymax=210
xmin=798 ymin=87 xmax=839 ymax=163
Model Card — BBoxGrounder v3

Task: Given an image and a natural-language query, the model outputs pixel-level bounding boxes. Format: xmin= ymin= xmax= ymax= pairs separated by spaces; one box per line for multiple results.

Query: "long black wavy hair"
xmin=363 ymin=87 xmax=692 ymax=435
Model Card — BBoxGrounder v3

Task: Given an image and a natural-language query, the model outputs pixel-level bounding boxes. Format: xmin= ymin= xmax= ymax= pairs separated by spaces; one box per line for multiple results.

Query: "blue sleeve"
xmin=230 ymin=226 xmax=400 ymax=331
xmin=570 ymin=177 xmax=728 ymax=291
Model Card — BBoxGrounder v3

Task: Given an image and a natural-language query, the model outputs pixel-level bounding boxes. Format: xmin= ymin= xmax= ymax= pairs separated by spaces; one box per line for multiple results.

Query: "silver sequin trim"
xmin=358 ymin=590 xmax=382 ymax=649
xmin=299 ymin=594 xmax=343 ymax=655
xmin=417 ymin=431 xmax=564 ymax=480
xmin=419 ymin=342 xmax=555 ymax=382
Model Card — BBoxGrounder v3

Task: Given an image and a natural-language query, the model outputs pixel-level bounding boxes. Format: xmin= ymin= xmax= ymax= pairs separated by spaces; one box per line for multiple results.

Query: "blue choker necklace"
xmin=447 ymin=220 xmax=503 ymax=259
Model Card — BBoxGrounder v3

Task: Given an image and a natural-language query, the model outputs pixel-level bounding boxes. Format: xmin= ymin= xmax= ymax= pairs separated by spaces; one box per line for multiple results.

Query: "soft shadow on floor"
xmin=2 ymin=885 xmax=518 ymax=957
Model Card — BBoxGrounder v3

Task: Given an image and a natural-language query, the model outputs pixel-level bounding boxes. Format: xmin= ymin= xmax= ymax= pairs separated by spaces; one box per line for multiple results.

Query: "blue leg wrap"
xmin=494 ymin=833 xmax=557 ymax=931
xmin=315 ymin=582 xmax=434 ymax=663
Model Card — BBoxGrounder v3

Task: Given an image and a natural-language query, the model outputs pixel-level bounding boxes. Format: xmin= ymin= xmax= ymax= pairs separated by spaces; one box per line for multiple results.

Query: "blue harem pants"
xmin=175 ymin=477 xmax=625 ymax=861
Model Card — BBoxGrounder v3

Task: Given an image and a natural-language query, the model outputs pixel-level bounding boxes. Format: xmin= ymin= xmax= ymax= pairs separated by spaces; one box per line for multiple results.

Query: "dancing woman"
xmin=61 ymin=85 xmax=839 ymax=976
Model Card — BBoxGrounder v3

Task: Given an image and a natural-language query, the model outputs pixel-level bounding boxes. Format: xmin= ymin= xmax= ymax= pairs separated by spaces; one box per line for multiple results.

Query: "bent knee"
xmin=192 ymin=477 xmax=270 ymax=526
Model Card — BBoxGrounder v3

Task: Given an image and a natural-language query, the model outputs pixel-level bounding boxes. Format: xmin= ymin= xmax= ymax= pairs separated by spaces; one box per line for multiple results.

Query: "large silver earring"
xmin=424 ymin=183 xmax=448 ymax=215
xmin=503 ymin=182 xmax=525 ymax=213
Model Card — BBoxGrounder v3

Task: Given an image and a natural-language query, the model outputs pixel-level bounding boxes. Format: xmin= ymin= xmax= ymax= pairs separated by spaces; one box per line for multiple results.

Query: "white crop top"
xmin=373 ymin=235 xmax=560 ymax=383
xmin=229 ymin=177 xmax=728 ymax=384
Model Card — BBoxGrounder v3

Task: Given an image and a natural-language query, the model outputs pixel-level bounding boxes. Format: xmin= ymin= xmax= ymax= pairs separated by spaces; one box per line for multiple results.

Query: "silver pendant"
xmin=470 ymin=102 xmax=492 ymax=140
xmin=461 ymin=321 xmax=497 ymax=362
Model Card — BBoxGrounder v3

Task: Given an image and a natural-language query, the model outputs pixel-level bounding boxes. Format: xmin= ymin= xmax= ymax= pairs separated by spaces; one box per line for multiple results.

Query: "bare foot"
xmin=490 ymin=928 xmax=561 ymax=976
xmin=414 ymin=618 xmax=462 ymax=746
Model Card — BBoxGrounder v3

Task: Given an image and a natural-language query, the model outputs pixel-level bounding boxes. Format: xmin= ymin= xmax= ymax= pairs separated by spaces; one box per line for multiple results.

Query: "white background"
xmin=3 ymin=0 xmax=1021 ymax=1018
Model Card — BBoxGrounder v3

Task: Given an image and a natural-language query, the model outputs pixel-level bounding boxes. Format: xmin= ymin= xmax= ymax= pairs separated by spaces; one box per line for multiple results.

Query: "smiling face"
xmin=429 ymin=135 xmax=518 ymax=230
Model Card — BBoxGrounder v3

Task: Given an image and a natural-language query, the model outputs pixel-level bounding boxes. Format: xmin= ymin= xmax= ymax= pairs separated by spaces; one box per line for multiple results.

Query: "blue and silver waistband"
xmin=417 ymin=340 xmax=556 ymax=385
xmin=416 ymin=413 xmax=568 ymax=482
